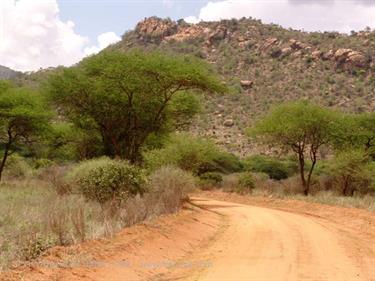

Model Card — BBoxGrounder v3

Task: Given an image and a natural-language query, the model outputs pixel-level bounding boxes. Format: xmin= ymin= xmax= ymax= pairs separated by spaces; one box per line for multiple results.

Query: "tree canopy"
xmin=48 ymin=50 xmax=226 ymax=162
xmin=250 ymin=101 xmax=340 ymax=195
xmin=0 ymin=83 xmax=50 ymax=180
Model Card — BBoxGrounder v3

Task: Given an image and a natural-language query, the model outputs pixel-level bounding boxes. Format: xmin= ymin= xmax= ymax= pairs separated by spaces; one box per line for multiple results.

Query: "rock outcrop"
xmin=334 ymin=48 xmax=368 ymax=69
xmin=135 ymin=17 xmax=177 ymax=41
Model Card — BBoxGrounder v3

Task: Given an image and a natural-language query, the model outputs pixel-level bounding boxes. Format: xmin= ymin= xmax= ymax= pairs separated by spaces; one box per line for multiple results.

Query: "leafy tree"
xmin=328 ymin=150 xmax=374 ymax=196
xmin=250 ymin=101 xmax=339 ymax=195
xmin=337 ymin=113 xmax=375 ymax=158
xmin=48 ymin=50 xmax=225 ymax=162
xmin=0 ymin=84 xmax=50 ymax=180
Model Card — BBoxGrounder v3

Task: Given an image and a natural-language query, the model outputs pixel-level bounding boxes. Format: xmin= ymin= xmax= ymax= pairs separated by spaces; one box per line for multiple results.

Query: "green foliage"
xmin=48 ymin=50 xmax=226 ymax=162
xmin=4 ymin=154 xmax=33 ymax=179
xmin=76 ymin=159 xmax=146 ymax=205
xmin=198 ymin=172 xmax=223 ymax=188
xmin=243 ymin=155 xmax=296 ymax=180
xmin=236 ymin=172 xmax=255 ymax=193
xmin=143 ymin=133 xmax=242 ymax=175
xmin=250 ymin=101 xmax=340 ymax=195
xmin=328 ymin=150 xmax=374 ymax=195
xmin=65 ymin=157 xmax=113 ymax=186
xmin=336 ymin=113 xmax=375 ymax=158
xmin=33 ymin=158 xmax=54 ymax=170
xmin=0 ymin=85 xmax=50 ymax=180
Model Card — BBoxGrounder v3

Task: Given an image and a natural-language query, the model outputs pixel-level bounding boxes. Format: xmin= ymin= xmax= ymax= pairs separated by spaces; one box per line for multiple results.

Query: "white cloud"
xmin=0 ymin=0 xmax=120 ymax=72
xmin=84 ymin=32 xmax=121 ymax=56
xmin=186 ymin=0 xmax=375 ymax=33
xmin=162 ymin=0 xmax=175 ymax=8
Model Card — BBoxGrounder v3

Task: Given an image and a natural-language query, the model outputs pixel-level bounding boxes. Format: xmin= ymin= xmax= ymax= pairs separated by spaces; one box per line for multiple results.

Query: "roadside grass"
xmin=0 ymin=179 xmax=103 ymax=270
xmin=0 ymin=166 xmax=193 ymax=271
xmin=251 ymin=188 xmax=375 ymax=212
xmin=220 ymin=174 xmax=375 ymax=212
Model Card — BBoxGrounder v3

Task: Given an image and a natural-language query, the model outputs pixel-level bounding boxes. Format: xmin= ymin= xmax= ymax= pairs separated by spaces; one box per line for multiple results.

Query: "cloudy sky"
xmin=0 ymin=0 xmax=374 ymax=72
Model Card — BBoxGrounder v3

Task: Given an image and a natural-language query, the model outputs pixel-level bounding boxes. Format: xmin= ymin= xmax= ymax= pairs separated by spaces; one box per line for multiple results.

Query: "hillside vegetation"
xmin=111 ymin=17 xmax=375 ymax=155
xmin=0 ymin=17 xmax=374 ymax=271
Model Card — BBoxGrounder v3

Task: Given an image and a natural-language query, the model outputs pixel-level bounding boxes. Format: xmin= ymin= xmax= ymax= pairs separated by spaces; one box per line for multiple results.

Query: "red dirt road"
xmin=2 ymin=194 xmax=374 ymax=281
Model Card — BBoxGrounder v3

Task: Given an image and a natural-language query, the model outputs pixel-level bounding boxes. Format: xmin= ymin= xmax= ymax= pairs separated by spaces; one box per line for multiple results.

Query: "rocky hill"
xmin=0 ymin=65 xmax=20 ymax=80
xmin=109 ymin=17 xmax=375 ymax=156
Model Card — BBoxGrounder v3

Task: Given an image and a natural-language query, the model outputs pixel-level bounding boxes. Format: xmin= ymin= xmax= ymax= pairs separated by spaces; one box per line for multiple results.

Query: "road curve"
xmin=185 ymin=197 xmax=371 ymax=281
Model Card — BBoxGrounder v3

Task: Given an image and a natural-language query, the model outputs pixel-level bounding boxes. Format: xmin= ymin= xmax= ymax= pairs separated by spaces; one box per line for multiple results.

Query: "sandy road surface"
xmin=2 ymin=196 xmax=374 ymax=281
xmin=183 ymin=197 xmax=373 ymax=281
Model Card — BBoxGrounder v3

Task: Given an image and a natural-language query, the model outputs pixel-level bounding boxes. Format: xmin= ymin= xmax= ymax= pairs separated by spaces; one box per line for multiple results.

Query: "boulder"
xmin=346 ymin=51 xmax=368 ymax=68
xmin=290 ymin=39 xmax=309 ymax=50
xmin=334 ymin=48 xmax=368 ymax=69
xmin=311 ymin=50 xmax=323 ymax=60
xmin=281 ymin=47 xmax=292 ymax=56
xmin=240 ymin=80 xmax=254 ymax=88
xmin=223 ymin=119 xmax=235 ymax=127
xmin=322 ymin=50 xmax=335 ymax=60
xmin=260 ymin=38 xmax=278 ymax=51
xmin=334 ymin=48 xmax=352 ymax=60
xmin=207 ymin=25 xmax=228 ymax=45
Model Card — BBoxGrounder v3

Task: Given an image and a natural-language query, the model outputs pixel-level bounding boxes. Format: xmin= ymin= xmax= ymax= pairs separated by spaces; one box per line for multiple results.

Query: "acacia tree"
xmin=0 ymin=82 xmax=50 ymax=180
xmin=48 ymin=50 xmax=225 ymax=162
xmin=336 ymin=113 xmax=375 ymax=158
xmin=250 ymin=101 xmax=339 ymax=195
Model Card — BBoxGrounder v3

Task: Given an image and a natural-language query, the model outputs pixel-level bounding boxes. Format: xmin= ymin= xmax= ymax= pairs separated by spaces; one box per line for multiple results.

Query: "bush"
xmin=147 ymin=166 xmax=195 ymax=213
xmin=328 ymin=150 xmax=374 ymax=196
xmin=143 ymin=133 xmax=242 ymax=175
xmin=198 ymin=172 xmax=223 ymax=189
xmin=4 ymin=154 xmax=33 ymax=179
xmin=75 ymin=159 xmax=147 ymax=205
xmin=243 ymin=155 xmax=295 ymax=180
xmin=65 ymin=157 xmax=112 ymax=184
xmin=236 ymin=172 xmax=255 ymax=193
xmin=33 ymin=158 xmax=54 ymax=169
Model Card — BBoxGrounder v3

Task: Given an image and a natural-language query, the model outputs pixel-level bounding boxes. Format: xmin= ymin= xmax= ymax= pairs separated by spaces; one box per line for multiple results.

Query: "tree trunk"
xmin=0 ymin=143 xmax=10 ymax=181
xmin=305 ymin=159 xmax=316 ymax=196
xmin=297 ymin=152 xmax=308 ymax=195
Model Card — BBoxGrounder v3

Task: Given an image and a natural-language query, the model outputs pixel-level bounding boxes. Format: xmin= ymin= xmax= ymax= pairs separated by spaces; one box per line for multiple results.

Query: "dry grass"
xmin=0 ymin=166 xmax=194 ymax=270
xmin=248 ymin=176 xmax=375 ymax=212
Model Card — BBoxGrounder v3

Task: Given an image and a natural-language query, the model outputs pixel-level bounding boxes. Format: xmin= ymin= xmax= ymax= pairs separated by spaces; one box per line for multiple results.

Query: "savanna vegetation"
xmin=1 ymin=21 xmax=375 ymax=270
xmin=0 ymin=50 xmax=225 ymax=269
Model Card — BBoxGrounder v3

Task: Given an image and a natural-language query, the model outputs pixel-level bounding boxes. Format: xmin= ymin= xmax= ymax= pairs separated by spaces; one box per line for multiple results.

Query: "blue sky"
xmin=58 ymin=0 xmax=211 ymax=43
xmin=1 ymin=0 xmax=374 ymax=71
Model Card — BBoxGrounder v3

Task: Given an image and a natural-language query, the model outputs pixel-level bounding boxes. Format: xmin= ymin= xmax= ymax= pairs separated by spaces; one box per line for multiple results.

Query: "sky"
xmin=0 ymin=0 xmax=374 ymax=72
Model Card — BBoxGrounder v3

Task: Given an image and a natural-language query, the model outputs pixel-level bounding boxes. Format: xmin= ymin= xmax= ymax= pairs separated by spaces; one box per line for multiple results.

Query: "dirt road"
xmin=183 ymin=197 xmax=373 ymax=281
xmin=2 ymin=196 xmax=374 ymax=281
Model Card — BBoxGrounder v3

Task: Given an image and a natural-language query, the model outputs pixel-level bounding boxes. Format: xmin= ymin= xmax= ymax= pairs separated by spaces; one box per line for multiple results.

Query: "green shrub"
xmin=243 ymin=155 xmax=295 ymax=180
xmin=65 ymin=157 xmax=112 ymax=184
xmin=4 ymin=154 xmax=33 ymax=179
xmin=328 ymin=150 xmax=374 ymax=196
xmin=33 ymin=158 xmax=54 ymax=169
xmin=236 ymin=172 xmax=255 ymax=193
xmin=143 ymin=133 xmax=242 ymax=175
xmin=75 ymin=159 xmax=146 ymax=205
xmin=198 ymin=172 xmax=223 ymax=188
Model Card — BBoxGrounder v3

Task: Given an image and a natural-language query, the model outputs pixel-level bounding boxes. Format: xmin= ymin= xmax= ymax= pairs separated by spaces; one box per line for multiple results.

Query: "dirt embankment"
xmin=2 ymin=192 xmax=374 ymax=281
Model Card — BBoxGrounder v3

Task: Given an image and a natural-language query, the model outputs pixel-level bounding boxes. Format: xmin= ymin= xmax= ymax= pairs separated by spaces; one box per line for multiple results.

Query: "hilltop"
xmin=0 ymin=65 xmax=21 ymax=80
xmin=109 ymin=17 xmax=375 ymax=156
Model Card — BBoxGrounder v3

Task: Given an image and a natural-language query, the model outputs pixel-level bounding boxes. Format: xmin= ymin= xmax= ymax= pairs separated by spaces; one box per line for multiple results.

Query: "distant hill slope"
xmin=110 ymin=17 xmax=375 ymax=156
xmin=0 ymin=65 xmax=21 ymax=80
